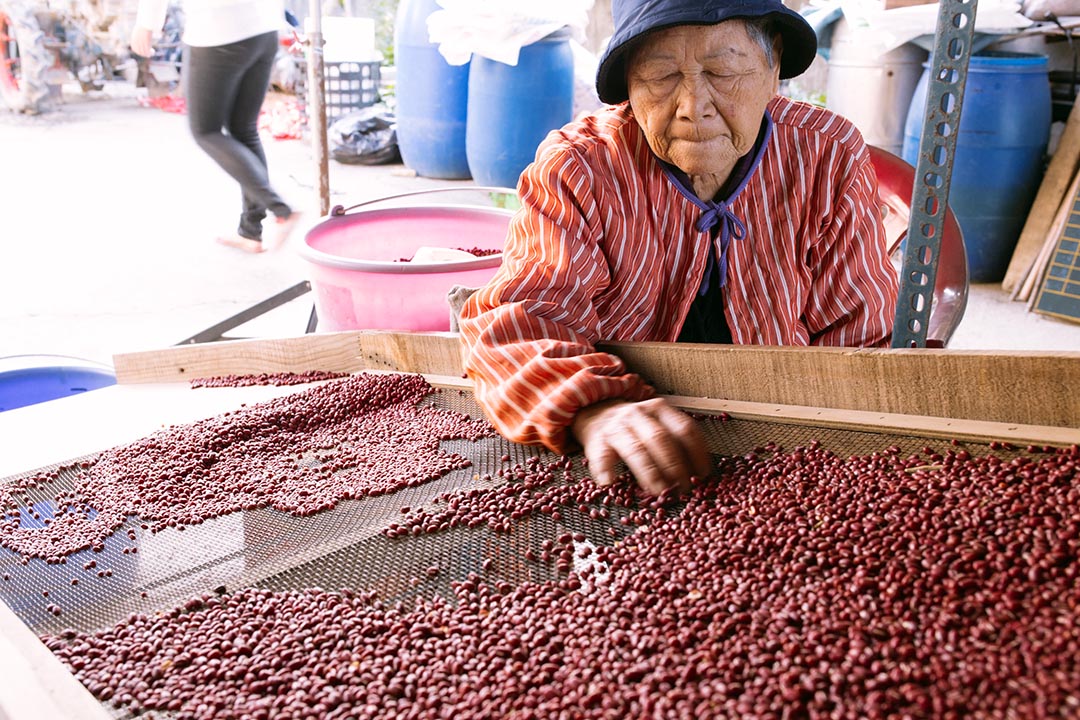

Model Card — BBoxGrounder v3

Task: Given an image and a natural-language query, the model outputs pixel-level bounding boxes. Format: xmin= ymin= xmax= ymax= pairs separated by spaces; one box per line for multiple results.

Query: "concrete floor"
xmin=2 ymin=81 xmax=1079 ymax=371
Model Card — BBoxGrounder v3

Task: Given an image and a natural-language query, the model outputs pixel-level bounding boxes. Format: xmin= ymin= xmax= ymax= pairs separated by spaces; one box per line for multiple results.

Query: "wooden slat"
xmin=113 ymin=332 xmax=371 ymax=382
xmin=601 ymin=342 xmax=1080 ymax=430
xmin=666 ymin=395 xmax=1080 ymax=447
xmin=115 ymin=333 xmax=1080 ymax=430
xmin=1015 ymin=166 xmax=1080 ymax=302
xmin=418 ymin=375 xmax=1080 ymax=446
xmin=112 ymin=331 xmax=465 ymax=384
xmin=0 ymin=600 xmax=112 ymax=720
xmin=1003 ymin=97 xmax=1080 ymax=293
xmin=356 ymin=332 xmax=465 ymax=377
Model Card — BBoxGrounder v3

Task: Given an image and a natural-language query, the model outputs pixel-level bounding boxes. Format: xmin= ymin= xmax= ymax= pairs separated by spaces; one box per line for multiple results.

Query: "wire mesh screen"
xmin=1 ymin=382 xmax=962 ymax=638
xmin=1 ymin=373 xmax=1072 ymax=719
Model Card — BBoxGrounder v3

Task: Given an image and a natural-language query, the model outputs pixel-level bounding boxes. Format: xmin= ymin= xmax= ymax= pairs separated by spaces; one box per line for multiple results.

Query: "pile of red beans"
xmin=42 ymin=436 xmax=1079 ymax=719
xmin=453 ymin=247 xmax=501 ymax=257
xmin=0 ymin=373 xmax=493 ymax=561
xmin=396 ymin=247 xmax=501 ymax=262
xmin=189 ymin=371 xmax=350 ymax=388
xmin=387 ymin=454 xmax=619 ymax=538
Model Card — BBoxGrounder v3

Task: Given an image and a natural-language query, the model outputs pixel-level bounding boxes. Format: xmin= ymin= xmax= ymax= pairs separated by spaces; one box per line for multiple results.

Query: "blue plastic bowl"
xmin=0 ymin=365 xmax=117 ymax=412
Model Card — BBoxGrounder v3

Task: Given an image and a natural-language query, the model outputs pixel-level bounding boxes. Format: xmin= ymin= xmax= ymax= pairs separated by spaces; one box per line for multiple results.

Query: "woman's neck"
xmin=688 ymin=172 xmax=731 ymax=202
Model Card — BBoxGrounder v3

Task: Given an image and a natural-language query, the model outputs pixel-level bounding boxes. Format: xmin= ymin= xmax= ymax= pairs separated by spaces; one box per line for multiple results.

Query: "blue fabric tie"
xmin=694 ymin=202 xmax=747 ymax=296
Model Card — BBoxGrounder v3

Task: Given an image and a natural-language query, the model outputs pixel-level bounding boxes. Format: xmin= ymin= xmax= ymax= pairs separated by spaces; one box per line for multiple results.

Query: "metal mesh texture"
xmin=0 ymin=385 xmax=1015 ymax=716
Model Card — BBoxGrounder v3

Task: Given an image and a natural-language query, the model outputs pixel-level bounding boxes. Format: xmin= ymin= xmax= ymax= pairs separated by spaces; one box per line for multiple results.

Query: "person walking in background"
xmin=131 ymin=0 xmax=299 ymax=253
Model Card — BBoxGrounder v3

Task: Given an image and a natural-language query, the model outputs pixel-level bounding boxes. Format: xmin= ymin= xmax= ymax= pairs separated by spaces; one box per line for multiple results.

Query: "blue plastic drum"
xmin=0 ymin=362 xmax=116 ymax=412
xmin=902 ymin=51 xmax=1050 ymax=283
xmin=393 ymin=0 xmax=472 ymax=179
xmin=465 ymin=31 xmax=574 ymax=188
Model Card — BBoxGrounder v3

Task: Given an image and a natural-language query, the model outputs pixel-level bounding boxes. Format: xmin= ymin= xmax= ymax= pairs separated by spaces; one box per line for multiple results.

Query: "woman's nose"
xmin=676 ymin=74 xmax=716 ymax=121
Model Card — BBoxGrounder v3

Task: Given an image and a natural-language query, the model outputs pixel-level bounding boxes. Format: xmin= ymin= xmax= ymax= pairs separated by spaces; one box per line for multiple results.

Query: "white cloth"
xmin=135 ymin=0 xmax=284 ymax=48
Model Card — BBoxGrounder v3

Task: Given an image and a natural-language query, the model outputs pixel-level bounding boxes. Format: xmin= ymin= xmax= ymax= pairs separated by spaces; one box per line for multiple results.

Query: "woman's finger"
xmin=602 ymin=411 xmax=687 ymax=494
xmin=650 ymin=402 xmax=713 ymax=478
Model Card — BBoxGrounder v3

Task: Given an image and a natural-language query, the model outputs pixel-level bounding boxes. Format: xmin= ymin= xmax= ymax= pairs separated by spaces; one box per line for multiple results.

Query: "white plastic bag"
xmin=837 ymin=0 xmax=1032 ymax=54
xmin=427 ymin=0 xmax=593 ymax=66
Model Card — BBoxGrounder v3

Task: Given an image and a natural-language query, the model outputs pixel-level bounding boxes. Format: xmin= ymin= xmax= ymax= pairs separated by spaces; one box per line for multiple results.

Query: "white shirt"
xmin=136 ymin=0 xmax=283 ymax=48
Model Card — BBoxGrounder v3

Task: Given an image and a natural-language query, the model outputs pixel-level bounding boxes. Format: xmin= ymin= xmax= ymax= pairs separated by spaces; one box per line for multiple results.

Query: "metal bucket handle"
xmin=330 ymin=187 xmax=519 ymax=217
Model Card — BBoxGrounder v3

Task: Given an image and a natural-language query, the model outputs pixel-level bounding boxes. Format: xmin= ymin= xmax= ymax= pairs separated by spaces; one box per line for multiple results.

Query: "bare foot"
xmin=263 ymin=212 xmax=302 ymax=252
xmin=215 ymin=234 xmax=265 ymax=254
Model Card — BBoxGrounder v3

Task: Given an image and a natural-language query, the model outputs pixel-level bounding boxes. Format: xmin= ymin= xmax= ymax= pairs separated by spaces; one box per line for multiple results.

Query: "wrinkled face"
xmin=626 ymin=22 xmax=781 ymax=179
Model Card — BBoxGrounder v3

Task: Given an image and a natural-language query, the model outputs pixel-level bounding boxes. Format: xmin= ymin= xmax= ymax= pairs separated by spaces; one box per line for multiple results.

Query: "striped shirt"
xmin=459 ymin=95 xmax=899 ymax=453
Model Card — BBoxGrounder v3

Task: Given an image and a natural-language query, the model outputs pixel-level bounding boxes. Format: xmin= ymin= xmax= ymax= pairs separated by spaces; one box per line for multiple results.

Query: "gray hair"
xmin=742 ymin=17 xmax=781 ymax=70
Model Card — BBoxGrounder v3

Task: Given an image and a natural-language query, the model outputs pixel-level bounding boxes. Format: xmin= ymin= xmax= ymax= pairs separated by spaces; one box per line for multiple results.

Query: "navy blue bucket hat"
xmin=596 ymin=0 xmax=818 ymax=104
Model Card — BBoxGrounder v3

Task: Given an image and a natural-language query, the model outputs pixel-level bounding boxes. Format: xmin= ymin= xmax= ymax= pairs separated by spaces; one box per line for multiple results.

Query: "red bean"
xmin=17 ymin=383 xmax=1080 ymax=718
xmin=189 ymin=370 xmax=350 ymax=388
xmin=0 ymin=374 xmax=496 ymax=562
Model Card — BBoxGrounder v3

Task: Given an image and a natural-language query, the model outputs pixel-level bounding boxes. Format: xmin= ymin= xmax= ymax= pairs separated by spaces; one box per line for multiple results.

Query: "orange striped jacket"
xmin=460 ymin=95 xmax=899 ymax=453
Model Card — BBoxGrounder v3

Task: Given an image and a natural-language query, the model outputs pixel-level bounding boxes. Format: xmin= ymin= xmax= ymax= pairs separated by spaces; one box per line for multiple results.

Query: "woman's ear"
xmin=773 ymin=34 xmax=784 ymax=72
xmin=771 ymin=34 xmax=784 ymax=91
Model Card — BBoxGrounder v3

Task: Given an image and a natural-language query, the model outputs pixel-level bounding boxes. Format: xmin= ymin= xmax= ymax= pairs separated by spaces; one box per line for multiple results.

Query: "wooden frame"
xmin=2 ymin=330 xmax=1078 ymax=719
xmin=0 ymin=600 xmax=111 ymax=720
xmin=112 ymin=330 xmax=1080 ymax=431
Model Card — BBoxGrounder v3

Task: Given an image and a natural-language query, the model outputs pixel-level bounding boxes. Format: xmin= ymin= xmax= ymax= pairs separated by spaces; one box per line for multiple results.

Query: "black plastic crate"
xmin=296 ymin=59 xmax=381 ymax=124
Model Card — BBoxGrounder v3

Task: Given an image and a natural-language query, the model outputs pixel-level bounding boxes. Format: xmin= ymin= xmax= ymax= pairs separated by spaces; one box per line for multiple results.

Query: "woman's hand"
xmin=130 ymin=27 xmax=154 ymax=58
xmin=572 ymin=398 xmax=712 ymax=495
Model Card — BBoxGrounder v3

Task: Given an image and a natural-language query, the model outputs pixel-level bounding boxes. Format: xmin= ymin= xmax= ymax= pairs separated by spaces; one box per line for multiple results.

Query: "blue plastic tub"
xmin=466 ymin=31 xmax=574 ymax=188
xmin=902 ymin=51 xmax=1051 ymax=282
xmin=0 ymin=364 xmax=117 ymax=412
xmin=393 ymin=0 xmax=472 ymax=179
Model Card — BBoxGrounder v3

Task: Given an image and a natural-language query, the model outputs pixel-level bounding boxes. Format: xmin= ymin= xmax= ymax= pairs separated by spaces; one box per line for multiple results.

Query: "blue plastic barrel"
xmin=393 ymin=0 xmax=471 ymax=179
xmin=0 ymin=365 xmax=116 ymax=412
xmin=902 ymin=51 xmax=1050 ymax=283
xmin=465 ymin=31 xmax=574 ymax=188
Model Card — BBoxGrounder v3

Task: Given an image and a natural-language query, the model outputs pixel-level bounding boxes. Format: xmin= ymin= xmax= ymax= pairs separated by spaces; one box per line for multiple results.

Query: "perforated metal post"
xmin=892 ymin=0 xmax=978 ymax=348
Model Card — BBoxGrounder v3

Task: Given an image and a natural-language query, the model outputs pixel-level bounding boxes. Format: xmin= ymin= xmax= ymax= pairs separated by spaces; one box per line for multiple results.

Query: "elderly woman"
xmin=459 ymin=0 xmax=899 ymax=494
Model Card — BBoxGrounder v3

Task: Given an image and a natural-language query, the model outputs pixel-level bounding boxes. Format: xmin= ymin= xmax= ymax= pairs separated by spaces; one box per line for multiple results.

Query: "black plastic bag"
xmin=329 ymin=104 xmax=401 ymax=165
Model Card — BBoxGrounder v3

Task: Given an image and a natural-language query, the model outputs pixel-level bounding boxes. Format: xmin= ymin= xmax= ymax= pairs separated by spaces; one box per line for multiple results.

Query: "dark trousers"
xmin=184 ymin=31 xmax=290 ymax=241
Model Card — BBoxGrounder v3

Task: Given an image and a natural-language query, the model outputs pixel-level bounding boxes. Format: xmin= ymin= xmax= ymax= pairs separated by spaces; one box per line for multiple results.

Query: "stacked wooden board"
xmin=1004 ymin=96 xmax=1080 ymax=321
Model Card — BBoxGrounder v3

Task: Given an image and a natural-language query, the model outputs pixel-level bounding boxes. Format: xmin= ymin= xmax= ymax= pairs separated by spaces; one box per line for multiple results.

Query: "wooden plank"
xmin=356 ymin=332 xmax=465 ymax=377
xmin=0 ymin=600 xmax=112 ymax=720
xmin=666 ymin=395 xmax=1080 ymax=447
xmin=602 ymin=342 xmax=1080 ymax=430
xmin=112 ymin=331 xmax=369 ymax=383
xmin=115 ymin=333 xmax=1080 ymax=430
xmin=1003 ymin=97 xmax=1080 ymax=293
xmin=418 ymin=375 xmax=1080 ymax=446
xmin=112 ymin=331 xmax=464 ymax=384
xmin=1020 ymin=233 xmax=1058 ymax=307
xmin=1031 ymin=181 xmax=1080 ymax=321
xmin=1014 ymin=171 xmax=1072 ymax=302
xmin=1016 ymin=167 xmax=1080 ymax=302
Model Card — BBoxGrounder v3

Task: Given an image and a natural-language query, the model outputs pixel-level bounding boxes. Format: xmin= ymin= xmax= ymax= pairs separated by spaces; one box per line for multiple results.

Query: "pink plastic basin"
xmin=301 ymin=204 xmax=511 ymax=332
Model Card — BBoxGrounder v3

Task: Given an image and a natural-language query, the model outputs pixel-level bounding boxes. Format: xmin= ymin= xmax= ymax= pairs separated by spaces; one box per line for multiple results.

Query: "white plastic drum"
xmin=825 ymin=18 xmax=928 ymax=156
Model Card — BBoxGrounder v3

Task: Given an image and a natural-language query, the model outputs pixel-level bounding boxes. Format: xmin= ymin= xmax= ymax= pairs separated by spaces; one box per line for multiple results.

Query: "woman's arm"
xmin=130 ymin=0 xmax=171 ymax=57
xmin=459 ymin=146 xmax=656 ymax=454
